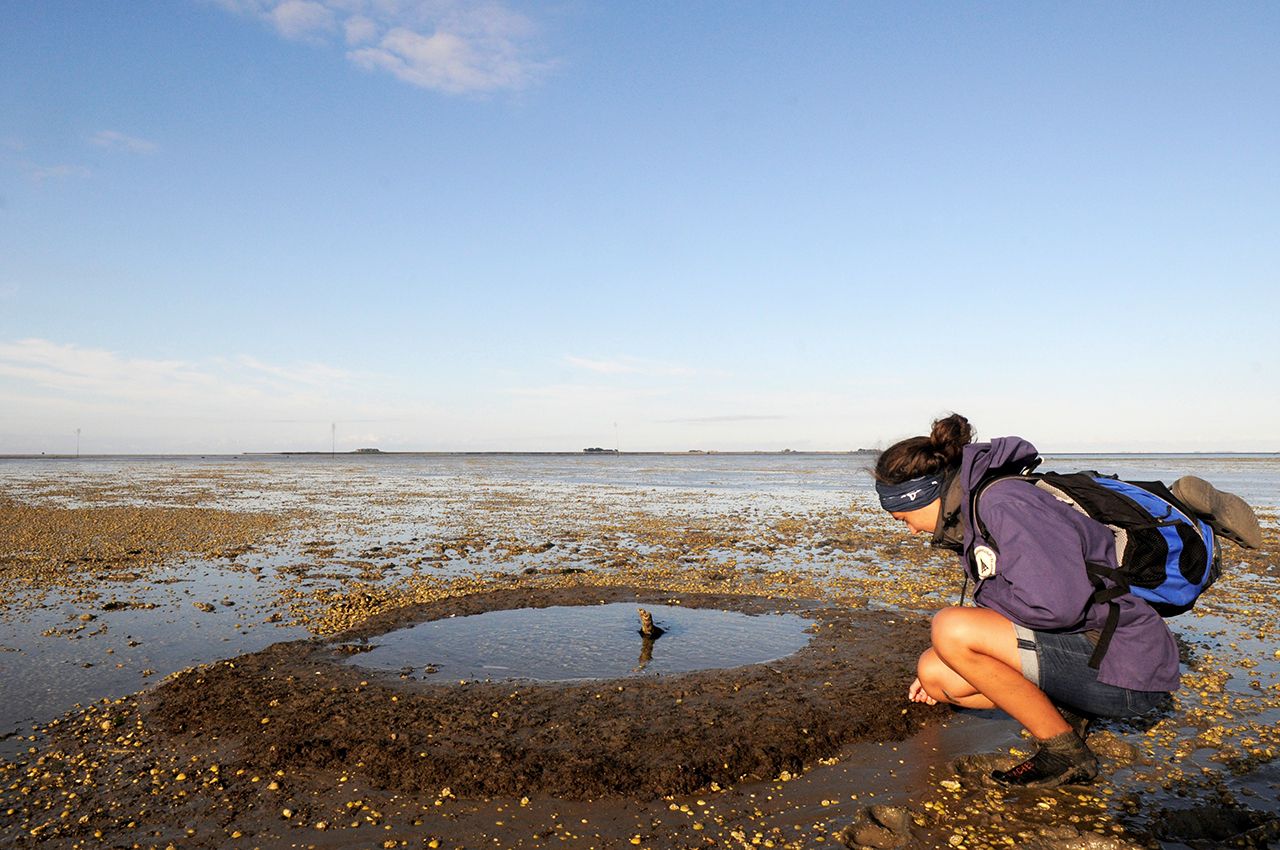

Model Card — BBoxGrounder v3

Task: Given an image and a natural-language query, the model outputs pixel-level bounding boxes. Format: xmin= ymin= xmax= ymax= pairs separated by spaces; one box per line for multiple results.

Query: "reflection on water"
xmin=339 ymin=603 xmax=813 ymax=682
xmin=0 ymin=564 xmax=308 ymax=758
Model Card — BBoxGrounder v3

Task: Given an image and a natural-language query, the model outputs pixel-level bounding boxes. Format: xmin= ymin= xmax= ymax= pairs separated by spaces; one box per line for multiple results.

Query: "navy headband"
xmin=876 ymin=471 xmax=945 ymax=512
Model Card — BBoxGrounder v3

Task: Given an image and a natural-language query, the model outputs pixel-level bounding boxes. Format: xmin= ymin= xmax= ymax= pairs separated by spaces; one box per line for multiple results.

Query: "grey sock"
xmin=1039 ymin=729 xmax=1090 ymax=758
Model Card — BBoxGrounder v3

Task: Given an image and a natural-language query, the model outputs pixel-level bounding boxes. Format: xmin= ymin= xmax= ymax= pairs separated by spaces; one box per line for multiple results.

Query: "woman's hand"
xmin=908 ymin=677 xmax=938 ymax=705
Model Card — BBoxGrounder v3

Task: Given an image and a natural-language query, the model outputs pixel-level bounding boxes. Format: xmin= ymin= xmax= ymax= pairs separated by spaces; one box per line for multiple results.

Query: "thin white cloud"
xmin=563 ymin=355 xmax=710 ymax=378
xmin=506 ymin=382 xmax=666 ymax=406
xmin=0 ymin=337 xmax=459 ymax=452
xmin=343 ymin=13 xmax=378 ymax=45
xmin=233 ymin=355 xmax=354 ymax=387
xmin=90 ymin=130 xmax=159 ymax=155
xmin=659 ymin=414 xmax=787 ymax=424
xmin=28 ymin=163 xmax=91 ymax=182
xmin=0 ymin=339 xmax=215 ymax=402
xmin=0 ymin=338 xmax=357 ymax=413
xmin=564 ymin=356 xmax=641 ymax=375
xmin=271 ymin=0 xmax=337 ymax=40
xmin=215 ymin=0 xmax=552 ymax=94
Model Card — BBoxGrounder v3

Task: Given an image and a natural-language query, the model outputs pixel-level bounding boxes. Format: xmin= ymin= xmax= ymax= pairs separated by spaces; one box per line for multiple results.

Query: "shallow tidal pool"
xmin=339 ymin=602 xmax=814 ymax=681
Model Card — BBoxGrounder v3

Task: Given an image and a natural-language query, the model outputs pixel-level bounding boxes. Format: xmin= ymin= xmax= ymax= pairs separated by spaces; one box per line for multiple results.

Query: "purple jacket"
xmin=958 ymin=438 xmax=1180 ymax=693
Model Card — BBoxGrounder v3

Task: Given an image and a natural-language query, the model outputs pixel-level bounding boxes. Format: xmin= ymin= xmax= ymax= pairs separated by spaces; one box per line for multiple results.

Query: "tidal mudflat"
xmin=1 ymin=453 xmax=1277 ymax=849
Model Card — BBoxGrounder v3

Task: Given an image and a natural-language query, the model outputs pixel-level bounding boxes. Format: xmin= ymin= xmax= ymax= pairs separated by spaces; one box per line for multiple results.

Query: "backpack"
xmin=969 ymin=470 xmax=1220 ymax=669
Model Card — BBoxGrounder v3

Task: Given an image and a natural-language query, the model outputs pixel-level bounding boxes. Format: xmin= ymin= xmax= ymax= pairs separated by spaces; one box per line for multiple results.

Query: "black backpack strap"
xmin=969 ymin=477 xmax=1003 ymax=553
xmin=966 ymin=466 xmax=1041 ymax=572
xmin=960 ymin=457 xmax=1041 ymax=607
xmin=963 ymin=478 xmax=1007 ymax=603
xmin=1090 ymin=601 xmax=1122 ymax=670
xmin=1083 ymin=561 xmax=1130 ymax=670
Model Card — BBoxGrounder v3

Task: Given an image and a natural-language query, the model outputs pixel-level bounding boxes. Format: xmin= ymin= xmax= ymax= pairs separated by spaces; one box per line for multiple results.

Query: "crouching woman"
xmin=873 ymin=413 xmax=1176 ymax=788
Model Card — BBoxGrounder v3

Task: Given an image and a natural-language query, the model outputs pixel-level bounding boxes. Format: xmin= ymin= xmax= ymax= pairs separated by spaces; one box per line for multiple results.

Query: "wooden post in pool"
xmin=635 ymin=608 xmax=664 ymax=672
xmin=638 ymin=608 xmax=664 ymax=639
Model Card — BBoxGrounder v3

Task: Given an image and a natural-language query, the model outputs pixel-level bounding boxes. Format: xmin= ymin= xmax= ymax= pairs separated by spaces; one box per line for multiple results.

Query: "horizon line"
xmin=3 ymin=449 xmax=1277 ymax=460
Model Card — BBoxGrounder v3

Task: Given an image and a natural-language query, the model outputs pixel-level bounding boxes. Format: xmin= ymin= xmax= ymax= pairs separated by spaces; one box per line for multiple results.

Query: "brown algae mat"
xmin=0 ymin=495 xmax=283 ymax=596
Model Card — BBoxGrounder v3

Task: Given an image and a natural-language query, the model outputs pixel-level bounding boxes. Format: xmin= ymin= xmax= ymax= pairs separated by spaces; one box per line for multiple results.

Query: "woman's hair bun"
xmin=873 ymin=412 xmax=975 ymax=484
xmin=928 ymin=413 xmax=974 ymax=467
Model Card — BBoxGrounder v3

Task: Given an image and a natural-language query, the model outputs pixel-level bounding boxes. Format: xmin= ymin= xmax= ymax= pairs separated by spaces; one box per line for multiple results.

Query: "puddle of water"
xmin=0 ymin=561 xmax=309 ymax=757
xmin=340 ymin=603 xmax=813 ymax=682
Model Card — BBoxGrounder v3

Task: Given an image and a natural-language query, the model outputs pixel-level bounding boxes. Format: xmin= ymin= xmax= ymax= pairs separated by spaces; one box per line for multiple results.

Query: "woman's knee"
xmin=931 ymin=606 xmax=1022 ymax=673
xmin=916 ymin=648 xmax=956 ymax=703
xmin=930 ymin=606 xmax=982 ymax=651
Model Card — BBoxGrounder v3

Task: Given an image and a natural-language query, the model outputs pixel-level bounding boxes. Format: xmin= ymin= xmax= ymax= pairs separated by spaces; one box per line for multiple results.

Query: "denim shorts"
xmin=1013 ymin=624 xmax=1169 ymax=718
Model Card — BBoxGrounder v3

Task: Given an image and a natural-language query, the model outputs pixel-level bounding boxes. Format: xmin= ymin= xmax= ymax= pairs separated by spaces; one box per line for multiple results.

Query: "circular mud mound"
xmin=147 ymin=586 xmax=944 ymax=799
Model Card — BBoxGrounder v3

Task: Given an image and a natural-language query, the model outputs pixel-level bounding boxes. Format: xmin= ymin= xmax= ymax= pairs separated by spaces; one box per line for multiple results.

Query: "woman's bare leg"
xmin=920 ymin=607 xmax=1070 ymax=740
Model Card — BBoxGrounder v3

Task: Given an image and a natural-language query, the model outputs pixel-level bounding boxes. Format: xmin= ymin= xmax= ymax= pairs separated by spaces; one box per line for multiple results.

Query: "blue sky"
xmin=2 ymin=1 xmax=1277 ymax=453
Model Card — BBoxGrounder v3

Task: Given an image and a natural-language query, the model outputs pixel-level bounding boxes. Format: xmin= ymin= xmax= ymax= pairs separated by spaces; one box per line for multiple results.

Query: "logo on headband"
xmin=876 ymin=472 xmax=945 ymax=513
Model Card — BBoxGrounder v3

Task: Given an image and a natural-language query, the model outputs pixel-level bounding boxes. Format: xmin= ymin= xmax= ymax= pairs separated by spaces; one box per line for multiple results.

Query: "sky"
xmin=1 ymin=1 xmax=1277 ymax=454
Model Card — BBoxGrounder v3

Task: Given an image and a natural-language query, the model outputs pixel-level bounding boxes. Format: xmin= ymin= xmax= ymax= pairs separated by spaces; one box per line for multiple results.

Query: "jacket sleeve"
xmin=971 ymin=483 xmax=1099 ymax=631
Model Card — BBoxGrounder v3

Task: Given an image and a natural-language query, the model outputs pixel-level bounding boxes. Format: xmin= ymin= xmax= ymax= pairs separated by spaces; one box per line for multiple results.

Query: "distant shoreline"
xmin=2 ymin=450 xmax=1277 ymax=460
xmin=0 ymin=450 xmax=880 ymax=460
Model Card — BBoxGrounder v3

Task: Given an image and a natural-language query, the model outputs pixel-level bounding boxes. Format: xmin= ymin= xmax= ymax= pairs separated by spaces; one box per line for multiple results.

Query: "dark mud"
xmin=150 ymin=587 xmax=943 ymax=801
xmin=2 ymin=587 xmax=946 ymax=848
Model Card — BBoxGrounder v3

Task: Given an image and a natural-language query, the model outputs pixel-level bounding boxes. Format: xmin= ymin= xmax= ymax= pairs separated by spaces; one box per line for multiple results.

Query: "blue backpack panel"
xmin=1084 ymin=476 xmax=1218 ymax=612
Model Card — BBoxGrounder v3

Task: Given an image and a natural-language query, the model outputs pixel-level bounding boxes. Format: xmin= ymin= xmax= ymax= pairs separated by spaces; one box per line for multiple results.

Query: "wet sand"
xmin=1 ymin=456 xmax=1277 ymax=849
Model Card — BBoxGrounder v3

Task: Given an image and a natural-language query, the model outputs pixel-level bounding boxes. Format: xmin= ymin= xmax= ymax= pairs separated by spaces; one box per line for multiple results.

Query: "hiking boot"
xmin=1170 ymin=476 xmax=1263 ymax=549
xmin=991 ymin=731 xmax=1099 ymax=789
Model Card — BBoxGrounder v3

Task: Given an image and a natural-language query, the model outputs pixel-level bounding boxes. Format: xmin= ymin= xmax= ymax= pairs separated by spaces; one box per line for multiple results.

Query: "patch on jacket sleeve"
xmin=973 ymin=545 xmax=998 ymax=579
